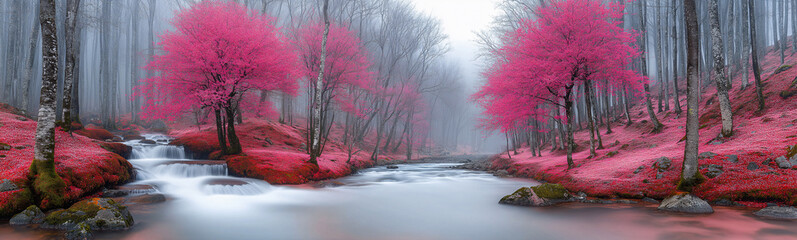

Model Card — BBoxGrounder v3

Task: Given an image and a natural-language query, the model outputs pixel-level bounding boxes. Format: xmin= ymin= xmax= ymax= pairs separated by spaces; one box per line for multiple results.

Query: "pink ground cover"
xmin=0 ymin=106 xmax=133 ymax=216
xmin=491 ymin=48 xmax=797 ymax=205
xmin=170 ymin=118 xmax=407 ymax=184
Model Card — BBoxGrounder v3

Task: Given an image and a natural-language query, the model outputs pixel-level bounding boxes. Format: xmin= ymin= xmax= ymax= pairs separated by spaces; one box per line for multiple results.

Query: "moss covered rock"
xmin=774 ymin=65 xmax=793 ymax=75
xmin=531 ymin=183 xmax=570 ymax=199
xmin=9 ymin=205 xmax=45 ymax=225
xmin=42 ymin=198 xmax=134 ymax=231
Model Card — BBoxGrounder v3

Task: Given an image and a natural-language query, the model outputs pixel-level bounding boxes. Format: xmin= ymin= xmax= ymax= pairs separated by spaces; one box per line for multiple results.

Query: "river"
xmin=1 ymin=134 xmax=794 ymax=240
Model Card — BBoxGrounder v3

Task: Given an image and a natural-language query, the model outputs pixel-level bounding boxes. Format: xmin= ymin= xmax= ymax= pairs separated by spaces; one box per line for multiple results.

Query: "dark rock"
xmin=102 ymin=189 xmax=129 ymax=198
xmin=264 ymin=138 xmax=273 ymax=145
xmin=312 ymin=181 xmax=345 ymax=188
xmin=499 ymin=184 xmax=571 ymax=207
xmin=725 ymin=155 xmax=739 ymax=163
xmin=658 ymin=193 xmax=714 ymax=214
xmin=494 ymin=170 xmax=509 ymax=177
xmin=9 ymin=205 xmax=45 ymax=225
xmin=642 ymin=197 xmax=660 ymax=204
xmin=747 ymin=162 xmax=761 ymax=171
xmin=0 ymin=179 xmax=19 ymax=192
xmin=123 ymin=194 xmax=166 ymax=205
xmin=698 ymin=152 xmax=718 ymax=159
xmin=65 ymin=222 xmax=93 ymax=240
xmin=0 ymin=143 xmax=11 ymax=151
xmin=615 ymin=199 xmax=637 ymax=204
xmin=712 ymin=199 xmax=742 ymax=207
xmin=111 ymin=136 xmax=124 ymax=142
xmin=775 ymin=156 xmax=792 ymax=169
xmin=386 ymin=165 xmax=399 ymax=169
xmin=139 ymin=139 xmax=156 ymax=144
xmin=704 ymin=164 xmax=724 ymax=178
xmin=606 ymin=151 xmax=619 ymax=157
xmin=754 ymin=206 xmax=797 ymax=220
xmin=654 ymin=157 xmax=671 ymax=172
xmin=42 ymin=198 xmax=134 ymax=231
xmin=633 ymin=165 xmax=646 ymax=174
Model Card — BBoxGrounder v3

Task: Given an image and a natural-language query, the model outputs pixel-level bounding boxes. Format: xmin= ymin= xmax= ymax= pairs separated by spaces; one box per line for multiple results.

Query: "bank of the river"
xmin=0 ymin=104 xmax=135 ymax=218
xmin=167 ymin=118 xmax=444 ymax=185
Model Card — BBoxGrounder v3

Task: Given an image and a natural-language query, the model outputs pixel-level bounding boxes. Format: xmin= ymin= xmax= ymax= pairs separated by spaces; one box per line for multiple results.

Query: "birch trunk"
xmin=708 ymin=0 xmax=734 ymax=137
xmin=309 ymin=0 xmax=330 ymax=166
xmin=30 ymin=0 xmax=67 ymax=209
xmin=680 ymin=0 xmax=704 ymax=192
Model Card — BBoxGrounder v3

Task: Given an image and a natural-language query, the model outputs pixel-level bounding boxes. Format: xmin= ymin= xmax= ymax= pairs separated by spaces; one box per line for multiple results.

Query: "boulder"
xmin=9 ymin=205 xmax=45 ymax=225
xmin=42 ymin=198 xmax=134 ymax=231
xmin=499 ymin=187 xmax=552 ymax=207
xmin=65 ymin=222 xmax=93 ymax=240
xmin=775 ymin=156 xmax=792 ymax=169
xmin=633 ymin=165 xmax=646 ymax=174
xmin=698 ymin=152 xmax=717 ymax=159
xmin=724 ymin=155 xmax=739 ymax=163
xmin=0 ymin=179 xmax=19 ymax=192
xmin=386 ymin=165 xmax=399 ymax=169
xmin=753 ymin=206 xmax=797 ymax=220
xmin=654 ymin=157 xmax=671 ymax=172
xmin=747 ymin=162 xmax=760 ymax=171
xmin=139 ymin=139 xmax=156 ymax=144
xmin=658 ymin=193 xmax=714 ymax=214
xmin=704 ymin=164 xmax=724 ymax=178
xmin=499 ymin=184 xmax=571 ymax=207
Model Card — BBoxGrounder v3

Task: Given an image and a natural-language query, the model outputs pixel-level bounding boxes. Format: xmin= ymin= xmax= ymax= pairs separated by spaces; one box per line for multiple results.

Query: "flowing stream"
xmin=2 ymin=134 xmax=795 ymax=240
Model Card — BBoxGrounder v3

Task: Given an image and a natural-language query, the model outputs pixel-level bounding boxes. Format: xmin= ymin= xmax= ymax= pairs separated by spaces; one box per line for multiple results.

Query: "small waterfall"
xmin=131 ymin=145 xmax=187 ymax=159
xmin=151 ymin=163 xmax=228 ymax=178
xmin=122 ymin=134 xmax=273 ymax=199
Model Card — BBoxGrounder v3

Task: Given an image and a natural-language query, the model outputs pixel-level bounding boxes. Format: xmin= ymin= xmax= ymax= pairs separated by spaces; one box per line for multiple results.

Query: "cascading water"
xmin=122 ymin=134 xmax=272 ymax=197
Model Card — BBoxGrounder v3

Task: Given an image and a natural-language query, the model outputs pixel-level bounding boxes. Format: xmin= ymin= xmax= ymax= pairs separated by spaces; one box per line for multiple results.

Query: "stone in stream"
xmin=386 ymin=165 xmax=399 ymax=169
xmin=753 ymin=206 xmax=797 ymax=220
xmin=139 ymin=139 xmax=157 ymax=144
xmin=499 ymin=183 xmax=570 ymax=207
xmin=657 ymin=193 xmax=714 ymax=214
xmin=41 ymin=198 xmax=134 ymax=233
xmin=9 ymin=205 xmax=45 ymax=225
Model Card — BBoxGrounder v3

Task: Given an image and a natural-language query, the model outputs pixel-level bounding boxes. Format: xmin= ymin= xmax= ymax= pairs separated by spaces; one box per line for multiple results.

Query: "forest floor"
xmin=0 ymin=104 xmax=134 ymax=217
xmin=488 ymin=48 xmax=797 ymax=207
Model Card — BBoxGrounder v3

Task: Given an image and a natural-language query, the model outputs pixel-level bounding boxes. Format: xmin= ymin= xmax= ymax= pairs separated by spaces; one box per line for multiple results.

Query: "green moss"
xmin=606 ymin=151 xmax=619 ymax=157
xmin=44 ymin=198 xmax=106 ymax=225
xmin=774 ymin=65 xmax=793 ymax=74
xmin=787 ymin=145 xmax=797 ymax=159
xmin=531 ymin=183 xmax=569 ymax=199
xmin=500 ymin=187 xmax=532 ymax=202
xmin=29 ymin=160 xmax=67 ymax=209
xmin=677 ymin=171 xmax=706 ymax=193
xmin=780 ymin=90 xmax=795 ymax=99
xmin=0 ymin=142 xmax=11 ymax=151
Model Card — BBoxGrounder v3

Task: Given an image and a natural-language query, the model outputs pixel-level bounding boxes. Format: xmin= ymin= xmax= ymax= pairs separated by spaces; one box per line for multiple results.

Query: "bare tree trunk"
xmin=225 ymin=106 xmax=242 ymax=155
xmin=30 ymin=0 xmax=67 ymax=209
xmin=708 ymin=0 xmax=734 ymax=137
xmin=672 ymin=0 xmax=683 ymax=116
xmin=22 ymin=5 xmax=41 ymax=118
xmin=62 ymin=0 xmax=80 ymax=132
xmin=564 ymin=85 xmax=575 ymax=169
xmin=130 ymin=0 xmax=140 ymax=124
xmin=623 ymin=85 xmax=632 ymax=125
xmin=741 ymin=0 xmax=751 ymax=89
xmin=680 ymin=0 xmax=704 ymax=192
xmin=215 ymin=108 xmax=228 ymax=155
xmin=584 ymin=80 xmax=597 ymax=157
xmin=309 ymin=0 xmax=330 ymax=166
xmin=749 ymin=0 xmax=766 ymax=111
xmin=639 ymin=0 xmax=663 ymax=132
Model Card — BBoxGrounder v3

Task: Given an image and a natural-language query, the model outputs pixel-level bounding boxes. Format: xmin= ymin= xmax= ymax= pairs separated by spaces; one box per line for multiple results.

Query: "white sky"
xmin=409 ymin=0 xmax=500 ymax=91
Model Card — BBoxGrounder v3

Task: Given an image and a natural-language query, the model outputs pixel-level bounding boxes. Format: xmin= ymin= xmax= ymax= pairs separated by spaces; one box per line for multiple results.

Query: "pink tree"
xmin=137 ymin=1 xmax=298 ymax=155
xmin=295 ymin=22 xmax=374 ymax=157
xmin=474 ymin=0 xmax=644 ymax=169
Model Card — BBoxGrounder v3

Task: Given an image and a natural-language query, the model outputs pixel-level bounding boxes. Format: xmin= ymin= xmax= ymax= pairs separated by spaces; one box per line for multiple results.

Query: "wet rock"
xmin=9 ymin=205 xmax=45 ymax=225
xmin=102 ymin=189 xmax=129 ymax=198
xmin=753 ymin=206 xmax=797 ymax=220
xmin=725 ymin=155 xmax=739 ymax=163
xmin=615 ymin=199 xmax=637 ymax=204
xmin=499 ymin=184 xmax=571 ymax=207
xmin=42 ymin=198 xmax=134 ymax=231
xmin=499 ymin=187 xmax=553 ymax=207
xmin=494 ymin=170 xmax=509 ymax=177
xmin=0 ymin=179 xmax=19 ymax=192
xmin=747 ymin=162 xmax=761 ymax=171
xmin=111 ymin=136 xmax=124 ymax=142
xmin=123 ymin=194 xmax=166 ymax=205
xmin=312 ymin=181 xmax=345 ymax=188
xmin=65 ymin=222 xmax=93 ymax=240
xmin=698 ymin=152 xmax=717 ymax=159
xmin=704 ymin=164 xmax=724 ymax=178
xmin=658 ymin=193 xmax=714 ymax=214
xmin=386 ymin=165 xmax=399 ymax=169
xmin=139 ymin=139 xmax=156 ymax=144
xmin=642 ymin=197 xmax=660 ymax=204
xmin=633 ymin=165 xmax=646 ymax=174
xmin=654 ymin=157 xmax=671 ymax=172
xmin=711 ymin=199 xmax=742 ymax=207
xmin=775 ymin=156 xmax=792 ymax=169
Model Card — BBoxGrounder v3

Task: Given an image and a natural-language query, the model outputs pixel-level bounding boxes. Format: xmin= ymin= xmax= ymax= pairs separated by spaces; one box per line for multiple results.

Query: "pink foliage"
xmin=296 ymin=22 xmax=375 ymax=117
xmin=474 ymin=0 xmax=643 ymax=133
xmin=136 ymin=1 xmax=298 ymax=120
